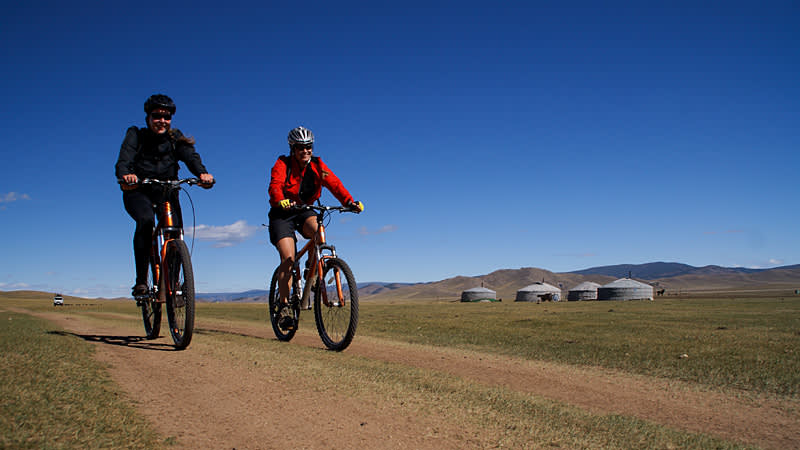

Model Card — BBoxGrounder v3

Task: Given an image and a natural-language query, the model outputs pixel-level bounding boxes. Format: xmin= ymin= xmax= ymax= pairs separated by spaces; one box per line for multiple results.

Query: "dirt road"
xmin=27 ymin=309 xmax=800 ymax=449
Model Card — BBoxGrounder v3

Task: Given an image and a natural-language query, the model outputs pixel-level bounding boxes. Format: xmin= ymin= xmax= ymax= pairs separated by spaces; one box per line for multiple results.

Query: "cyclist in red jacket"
xmin=267 ymin=126 xmax=363 ymax=304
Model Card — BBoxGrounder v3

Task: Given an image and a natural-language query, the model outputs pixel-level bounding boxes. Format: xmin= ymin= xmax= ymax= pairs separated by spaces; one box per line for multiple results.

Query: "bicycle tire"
xmin=141 ymin=257 xmax=162 ymax=339
xmin=164 ymin=239 xmax=195 ymax=350
xmin=314 ymin=258 xmax=359 ymax=351
xmin=268 ymin=266 xmax=300 ymax=341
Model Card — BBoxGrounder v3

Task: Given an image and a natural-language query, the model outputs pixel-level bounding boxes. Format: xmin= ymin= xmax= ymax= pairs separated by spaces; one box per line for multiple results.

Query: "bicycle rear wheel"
xmin=140 ymin=257 xmax=161 ymax=339
xmin=268 ymin=266 xmax=300 ymax=341
xmin=314 ymin=258 xmax=358 ymax=351
xmin=164 ymin=239 xmax=195 ymax=350
xmin=140 ymin=300 xmax=162 ymax=339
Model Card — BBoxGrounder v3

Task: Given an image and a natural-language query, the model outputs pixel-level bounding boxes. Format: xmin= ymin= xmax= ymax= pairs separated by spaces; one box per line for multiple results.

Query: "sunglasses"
xmin=292 ymin=144 xmax=313 ymax=151
xmin=150 ymin=112 xmax=172 ymax=121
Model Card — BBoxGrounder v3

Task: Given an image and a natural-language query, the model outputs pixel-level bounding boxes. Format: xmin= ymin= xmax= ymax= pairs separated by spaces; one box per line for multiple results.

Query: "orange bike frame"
xmin=296 ymin=221 xmax=345 ymax=307
xmin=152 ymin=200 xmax=182 ymax=303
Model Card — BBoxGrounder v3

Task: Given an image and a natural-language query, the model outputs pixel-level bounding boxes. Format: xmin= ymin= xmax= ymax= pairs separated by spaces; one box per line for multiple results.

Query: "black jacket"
xmin=115 ymin=126 xmax=207 ymax=179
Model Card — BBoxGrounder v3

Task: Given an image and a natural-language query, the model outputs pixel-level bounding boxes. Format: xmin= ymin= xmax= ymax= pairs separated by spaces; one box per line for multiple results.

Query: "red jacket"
xmin=268 ymin=155 xmax=353 ymax=208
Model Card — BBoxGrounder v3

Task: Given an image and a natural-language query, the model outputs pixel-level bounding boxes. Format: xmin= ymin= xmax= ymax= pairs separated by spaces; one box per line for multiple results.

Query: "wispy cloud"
xmin=0 ymin=192 xmax=31 ymax=203
xmin=703 ymin=230 xmax=744 ymax=235
xmin=0 ymin=192 xmax=31 ymax=210
xmin=734 ymin=258 xmax=784 ymax=269
xmin=358 ymin=224 xmax=398 ymax=236
xmin=0 ymin=282 xmax=31 ymax=289
xmin=195 ymin=220 xmax=260 ymax=247
xmin=555 ymin=252 xmax=596 ymax=258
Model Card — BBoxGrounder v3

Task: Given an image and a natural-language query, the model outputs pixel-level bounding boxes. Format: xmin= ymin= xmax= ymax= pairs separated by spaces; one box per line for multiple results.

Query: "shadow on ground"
xmin=48 ymin=330 xmax=176 ymax=351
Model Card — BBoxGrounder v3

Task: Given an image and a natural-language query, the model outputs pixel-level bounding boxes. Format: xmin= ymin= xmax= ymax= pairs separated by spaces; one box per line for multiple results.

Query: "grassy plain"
xmin=0 ymin=307 xmax=163 ymax=449
xmin=357 ymin=297 xmax=800 ymax=397
xmin=196 ymin=295 xmax=800 ymax=397
xmin=5 ymin=292 xmax=799 ymax=397
xmin=2 ymin=290 xmax=797 ymax=448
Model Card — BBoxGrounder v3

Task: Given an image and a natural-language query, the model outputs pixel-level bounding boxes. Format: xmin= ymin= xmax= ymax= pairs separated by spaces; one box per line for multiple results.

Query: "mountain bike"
xmin=268 ymin=204 xmax=361 ymax=351
xmin=121 ymin=177 xmax=213 ymax=350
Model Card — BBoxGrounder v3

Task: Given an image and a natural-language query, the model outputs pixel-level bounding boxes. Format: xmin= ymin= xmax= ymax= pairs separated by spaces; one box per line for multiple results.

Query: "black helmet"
xmin=144 ymin=94 xmax=176 ymax=115
xmin=288 ymin=126 xmax=314 ymax=146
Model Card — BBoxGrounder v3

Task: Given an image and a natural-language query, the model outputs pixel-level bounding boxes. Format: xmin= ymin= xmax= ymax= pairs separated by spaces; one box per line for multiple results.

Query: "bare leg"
xmin=299 ymin=216 xmax=319 ymax=307
xmin=275 ymin=237 xmax=296 ymax=303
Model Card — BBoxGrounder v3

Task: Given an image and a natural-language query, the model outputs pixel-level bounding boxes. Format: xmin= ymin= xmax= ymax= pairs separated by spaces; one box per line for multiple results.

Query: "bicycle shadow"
xmin=48 ymin=331 xmax=176 ymax=351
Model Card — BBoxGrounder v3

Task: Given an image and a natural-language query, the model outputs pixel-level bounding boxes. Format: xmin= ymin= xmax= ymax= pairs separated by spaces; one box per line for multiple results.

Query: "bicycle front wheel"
xmin=268 ymin=266 xmax=300 ymax=341
xmin=314 ymin=258 xmax=359 ymax=351
xmin=141 ymin=257 xmax=162 ymax=339
xmin=164 ymin=240 xmax=195 ymax=350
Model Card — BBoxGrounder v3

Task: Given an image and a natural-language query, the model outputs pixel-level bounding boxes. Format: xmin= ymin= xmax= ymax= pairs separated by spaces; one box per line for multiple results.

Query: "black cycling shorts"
xmin=268 ymin=207 xmax=318 ymax=245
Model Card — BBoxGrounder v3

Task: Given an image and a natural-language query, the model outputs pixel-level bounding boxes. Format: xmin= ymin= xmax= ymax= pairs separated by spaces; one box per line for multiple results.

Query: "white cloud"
xmin=194 ymin=220 xmax=260 ymax=248
xmin=703 ymin=229 xmax=743 ymax=235
xmin=358 ymin=224 xmax=398 ymax=236
xmin=738 ymin=258 xmax=785 ymax=269
xmin=0 ymin=192 xmax=31 ymax=204
xmin=0 ymin=282 xmax=31 ymax=289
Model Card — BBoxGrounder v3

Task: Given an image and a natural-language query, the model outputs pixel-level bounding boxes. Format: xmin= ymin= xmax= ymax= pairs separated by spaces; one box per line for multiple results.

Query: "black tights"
xmin=122 ymin=187 xmax=182 ymax=285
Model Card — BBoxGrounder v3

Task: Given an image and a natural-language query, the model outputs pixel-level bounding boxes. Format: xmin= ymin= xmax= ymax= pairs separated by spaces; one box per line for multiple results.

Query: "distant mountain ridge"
xmin=197 ymin=282 xmax=416 ymax=303
xmin=196 ymin=289 xmax=268 ymax=303
xmin=569 ymin=262 xmax=799 ymax=279
xmin=196 ymin=262 xmax=799 ymax=302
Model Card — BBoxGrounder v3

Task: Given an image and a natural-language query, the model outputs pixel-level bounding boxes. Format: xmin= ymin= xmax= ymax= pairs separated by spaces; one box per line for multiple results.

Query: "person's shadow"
xmin=48 ymin=331 xmax=176 ymax=351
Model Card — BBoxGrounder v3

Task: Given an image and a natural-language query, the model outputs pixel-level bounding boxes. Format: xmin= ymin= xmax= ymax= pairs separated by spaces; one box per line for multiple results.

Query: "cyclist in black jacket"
xmin=115 ymin=94 xmax=214 ymax=297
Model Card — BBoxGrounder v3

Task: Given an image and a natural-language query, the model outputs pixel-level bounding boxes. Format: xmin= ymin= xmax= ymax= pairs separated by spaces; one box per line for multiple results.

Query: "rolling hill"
xmin=195 ymin=262 xmax=800 ymax=302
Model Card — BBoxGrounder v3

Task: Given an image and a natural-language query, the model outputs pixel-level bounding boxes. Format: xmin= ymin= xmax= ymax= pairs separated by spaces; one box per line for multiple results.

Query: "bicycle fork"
xmin=301 ymin=245 xmax=346 ymax=309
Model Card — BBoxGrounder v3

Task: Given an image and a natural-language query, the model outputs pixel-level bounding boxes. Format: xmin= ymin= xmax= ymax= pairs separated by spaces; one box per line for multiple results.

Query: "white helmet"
xmin=288 ymin=126 xmax=314 ymax=146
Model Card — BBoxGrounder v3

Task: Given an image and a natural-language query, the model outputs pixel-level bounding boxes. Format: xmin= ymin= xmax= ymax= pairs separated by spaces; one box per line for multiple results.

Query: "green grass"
xmin=0 ymin=309 xmax=165 ymax=449
xmin=197 ymin=296 xmax=800 ymax=397
xmin=358 ymin=297 xmax=800 ymax=397
xmin=7 ymin=292 xmax=798 ymax=397
xmin=0 ymin=292 xmax=780 ymax=448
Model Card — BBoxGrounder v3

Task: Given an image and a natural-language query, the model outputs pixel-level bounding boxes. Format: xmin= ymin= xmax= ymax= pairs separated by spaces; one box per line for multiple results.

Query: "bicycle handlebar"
xmin=289 ymin=203 xmax=361 ymax=214
xmin=118 ymin=177 xmax=215 ymax=188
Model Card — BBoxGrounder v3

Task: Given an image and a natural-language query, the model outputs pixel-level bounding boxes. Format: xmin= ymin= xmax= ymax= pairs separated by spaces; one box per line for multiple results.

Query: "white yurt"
xmin=515 ymin=282 xmax=561 ymax=302
xmin=597 ymin=278 xmax=654 ymax=301
xmin=461 ymin=287 xmax=497 ymax=302
xmin=567 ymin=281 xmax=600 ymax=301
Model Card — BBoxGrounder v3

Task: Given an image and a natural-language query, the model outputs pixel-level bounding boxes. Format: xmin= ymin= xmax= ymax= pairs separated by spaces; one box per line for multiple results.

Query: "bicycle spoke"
xmin=165 ymin=240 xmax=195 ymax=349
xmin=268 ymin=267 xmax=299 ymax=341
xmin=314 ymin=258 xmax=358 ymax=351
xmin=140 ymin=259 xmax=161 ymax=339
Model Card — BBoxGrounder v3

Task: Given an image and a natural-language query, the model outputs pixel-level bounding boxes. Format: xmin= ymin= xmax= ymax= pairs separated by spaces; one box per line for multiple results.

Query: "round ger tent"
xmin=567 ymin=281 xmax=600 ymax=301
xmin=515 ymin=282 xmax=561 ymax=302
xmin=461 ymin=287 xmax=497 ymax=302
xmin=597 ymin=278 xmax=654 ymax=301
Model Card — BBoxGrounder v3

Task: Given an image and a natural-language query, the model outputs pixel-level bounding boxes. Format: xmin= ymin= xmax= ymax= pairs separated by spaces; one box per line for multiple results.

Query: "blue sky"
xmin=1 ymin=1 xmax=797 ymax=298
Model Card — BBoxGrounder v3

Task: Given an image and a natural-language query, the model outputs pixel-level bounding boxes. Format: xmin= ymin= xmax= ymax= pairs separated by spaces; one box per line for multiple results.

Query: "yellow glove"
xmin=279 ymin=199 xmax=292 ymax=209
xmin=349 ymin=201 xmax=364 ymax=213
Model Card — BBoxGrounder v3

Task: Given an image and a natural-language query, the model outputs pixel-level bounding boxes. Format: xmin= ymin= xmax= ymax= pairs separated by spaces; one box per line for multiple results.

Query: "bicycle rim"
xmin=141 ymin=258 xmax=162 ymax=339
xmin=165 ymin=240 xmax=195 ymax=349
xmin=268 ymin=266 xmax=299 ymax=341
xmin=314 ymin=258 xmax=358 ymax=351
xmin=141 ymin=299 xmax=162 ymax=339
